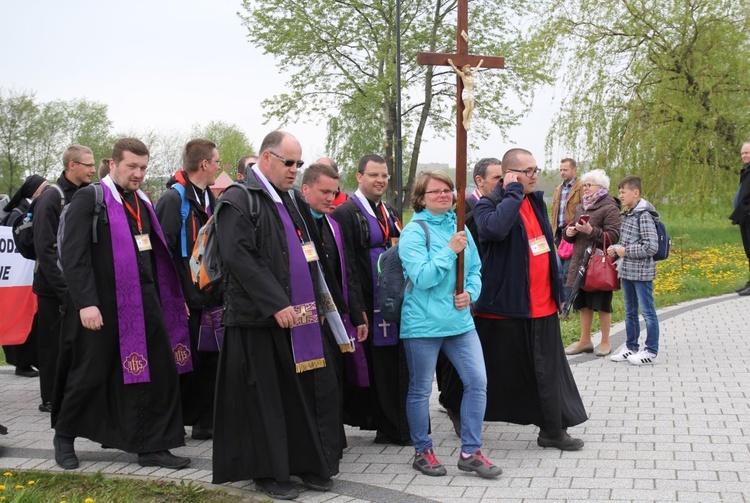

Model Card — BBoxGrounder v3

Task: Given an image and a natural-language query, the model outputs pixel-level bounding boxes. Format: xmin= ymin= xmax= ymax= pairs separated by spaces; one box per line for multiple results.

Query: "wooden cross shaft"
xmin=416 ymin=0 xmax=505 ymax=294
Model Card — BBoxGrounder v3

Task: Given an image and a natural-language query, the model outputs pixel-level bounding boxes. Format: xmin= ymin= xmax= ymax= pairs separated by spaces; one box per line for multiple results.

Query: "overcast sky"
xmin=1 ymin=0 xmax=563 ymax=170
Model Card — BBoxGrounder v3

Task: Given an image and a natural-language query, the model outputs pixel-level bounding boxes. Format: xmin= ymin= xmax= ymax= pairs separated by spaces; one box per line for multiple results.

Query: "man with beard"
xmin=53 ymin=138 xmax=192 ymax=470
xmin=331 ymin=154 xmax=410 ymax=446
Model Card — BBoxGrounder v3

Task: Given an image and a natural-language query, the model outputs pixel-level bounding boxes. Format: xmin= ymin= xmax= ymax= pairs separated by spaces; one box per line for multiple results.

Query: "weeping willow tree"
xmin=532 ymin=0 xmax=750 ymax=207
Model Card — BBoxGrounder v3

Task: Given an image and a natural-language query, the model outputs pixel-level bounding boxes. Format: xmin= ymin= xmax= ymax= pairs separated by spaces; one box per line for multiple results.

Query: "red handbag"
xmin=582 ymin=233 xmax=620 ymax=292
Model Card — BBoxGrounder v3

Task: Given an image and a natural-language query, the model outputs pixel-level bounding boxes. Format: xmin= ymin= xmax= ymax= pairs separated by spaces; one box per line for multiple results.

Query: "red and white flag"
xmin=0 ymin=226 xmax=37 ymax=345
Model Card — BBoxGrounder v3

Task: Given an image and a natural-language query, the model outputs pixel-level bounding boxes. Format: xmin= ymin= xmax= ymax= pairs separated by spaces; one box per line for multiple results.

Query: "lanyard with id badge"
xmin=122 ymin=196 xmax=152 ymax=252
xmin=529 ymin=235 xmax=550 ymax=256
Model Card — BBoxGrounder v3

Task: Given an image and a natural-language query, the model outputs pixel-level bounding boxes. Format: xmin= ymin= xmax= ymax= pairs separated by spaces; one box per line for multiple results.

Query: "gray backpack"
xmin=376 ymin=220 xmax=429 ymax=323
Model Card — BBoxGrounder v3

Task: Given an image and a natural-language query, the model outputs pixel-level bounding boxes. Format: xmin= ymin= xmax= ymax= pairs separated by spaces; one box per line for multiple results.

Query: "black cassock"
xmin=212 ymin=183 xmax=342 ymax=484
xmin=331 ymin=199 xmax=410 ymax=444
xmin=443 ymin=314 xmax=588 ymax=434
xmin=52 ymin=186 xmax=184 ymax=453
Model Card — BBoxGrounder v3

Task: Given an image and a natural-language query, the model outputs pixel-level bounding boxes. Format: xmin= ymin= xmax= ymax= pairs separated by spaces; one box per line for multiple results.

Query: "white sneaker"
xmin=610 ymin=346 xmax=634 ymax=362
xmin=627 ymin=350 xmax=658 ymax=365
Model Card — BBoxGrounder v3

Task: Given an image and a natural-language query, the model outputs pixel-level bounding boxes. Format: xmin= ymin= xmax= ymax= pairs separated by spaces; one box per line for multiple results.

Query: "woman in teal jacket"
xmin=398 ymin=172 xmax=500 ymax=479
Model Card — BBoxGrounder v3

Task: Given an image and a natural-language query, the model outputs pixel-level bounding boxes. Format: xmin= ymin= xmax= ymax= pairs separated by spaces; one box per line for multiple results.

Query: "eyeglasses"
xmin=424 ymin=189 xmax=453 ymax=196
xmin=364 ymin=172 xmax=390 ymax=180
xmin=506 ymin=168 xmax=541 ymax=177
xmin=73 ymin=161 xmax=96 ymax=169
xmin=269 ymin=151 xmax=304 ymax=168
xmin=583 ymin=183 xmax=600 ymax=188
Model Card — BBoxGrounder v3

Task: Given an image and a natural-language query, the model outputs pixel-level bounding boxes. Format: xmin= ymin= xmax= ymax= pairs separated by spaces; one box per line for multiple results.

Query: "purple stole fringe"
xmin=351 ymin=196 xmax=398 ymax=346
xmin=275 ymin=199 xmax=326 ymax=372
xmin=328 ymin=216 xmax=370 ymax=387
xmin=103 ymin=182 xmax=192 ymax=384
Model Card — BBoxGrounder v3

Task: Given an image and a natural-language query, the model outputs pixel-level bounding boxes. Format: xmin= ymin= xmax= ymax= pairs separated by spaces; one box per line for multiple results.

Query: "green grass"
xmin=0 ymin=470 xmax=263 ymax=502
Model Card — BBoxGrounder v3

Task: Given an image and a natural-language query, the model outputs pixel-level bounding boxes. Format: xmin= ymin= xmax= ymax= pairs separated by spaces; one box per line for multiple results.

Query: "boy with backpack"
xmin=607 ymin=176 xmax=662 ymax=365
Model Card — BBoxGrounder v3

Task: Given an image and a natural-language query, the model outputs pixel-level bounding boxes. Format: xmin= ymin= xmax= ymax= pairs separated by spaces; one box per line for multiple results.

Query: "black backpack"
xmin=12 ymin=184 xmax=65 ymax=260
xmin=376 ymin=220 xmax=429 ymax=323
xmin=0 ymin=199 xmax=30 ymax=228
xmin=56 ymin=183 xmax=106 ymax=272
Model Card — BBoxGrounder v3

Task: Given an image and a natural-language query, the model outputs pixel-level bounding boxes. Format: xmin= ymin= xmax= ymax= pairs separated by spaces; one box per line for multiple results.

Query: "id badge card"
xmin=529 ymin=236 xmax=550 ymax=256
xmin=302 ymin=241 xmax=319 ymax=262
xmin=135 ymin=233 xmax=152 ymax=252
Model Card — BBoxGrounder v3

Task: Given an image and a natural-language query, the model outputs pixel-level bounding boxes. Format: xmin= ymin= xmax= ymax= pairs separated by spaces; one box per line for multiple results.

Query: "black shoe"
xmin=735 ymin=281 xmax=750 ymax=293
xmin=374 ymin=431 xmax=412 ymax=446
xmin=53 ymin=433 xmax=79 ymax=469
xmin=254 ymin=478 xmax=300 ymax=500
xmin=446 ymin=407 xmax=461 ymax=438
xmin=38 ymin=402 xmax=52 ymax=413
xmin=137 ymin=450 xmax=191 ymax=469
xmin=15 ymin=366 xmax=39 ymax=378
xmin=537 ymin=432 xmax=584 ymax=451
xmin=738 ymin=285 xmax=750 ymax=296
xmin=299 ymin=473 xmax=333 ymax=491
xmin=191 ymin=425 xmax=213 ymax=440
xmin=0 ymin=424 xmax=7 ymax=435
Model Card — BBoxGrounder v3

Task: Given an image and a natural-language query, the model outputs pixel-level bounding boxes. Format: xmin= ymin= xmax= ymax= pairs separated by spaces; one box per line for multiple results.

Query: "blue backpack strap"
xmin=414 ymin=220 xmax=430 ymax=250
xmin=172 ymin=184 xmax=190 ymax=257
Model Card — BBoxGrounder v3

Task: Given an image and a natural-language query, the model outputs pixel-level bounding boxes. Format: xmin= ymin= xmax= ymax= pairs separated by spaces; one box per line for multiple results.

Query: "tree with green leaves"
xmin=240 ymin=0 xmax=550 ymax=206
xmin=532 ymin=0 xmax=750 ymax=207
xmin=191 ymin=121 xmax=255 ymax=172
xmin=0 ymin=89 xmax=112 ymax=194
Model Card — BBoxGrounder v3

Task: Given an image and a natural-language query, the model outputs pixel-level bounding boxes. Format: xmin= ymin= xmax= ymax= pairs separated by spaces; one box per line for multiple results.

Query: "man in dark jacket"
xmin=53 ymin=138 xmax=192 ymax=470
xmin=212 ymin=131 xmax=343 ymax=500
xmin=473 ymin=148 xmax=588 ymax=451
xmin=156 ymin=138 xmax=222 ymax=439
xmin=731 ymin=142 xmax=750 ymax=296
xmin=33 ymin=145 xmax=95 ymax=413
xmin=301 ymin=163 xmax=368 ymax=381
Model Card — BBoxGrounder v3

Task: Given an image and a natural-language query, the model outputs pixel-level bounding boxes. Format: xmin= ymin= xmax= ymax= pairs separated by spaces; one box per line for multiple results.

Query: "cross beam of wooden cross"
xmin=417 ymin=0 xmax=505 ymax=293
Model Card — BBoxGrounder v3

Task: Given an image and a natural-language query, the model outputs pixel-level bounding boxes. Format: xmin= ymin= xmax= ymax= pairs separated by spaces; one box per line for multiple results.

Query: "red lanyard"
xmin=122 ymin=196 xmax=143 ymax=234
xmin=377 ymin=203 xmax=390 ymax=242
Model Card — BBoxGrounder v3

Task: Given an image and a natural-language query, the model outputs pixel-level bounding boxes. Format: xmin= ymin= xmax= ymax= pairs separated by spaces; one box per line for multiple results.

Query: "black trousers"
xmin=36 ymin=295 xmax=63 ymax=404
xmin=741 ymin=218 xmax=750 ymax=261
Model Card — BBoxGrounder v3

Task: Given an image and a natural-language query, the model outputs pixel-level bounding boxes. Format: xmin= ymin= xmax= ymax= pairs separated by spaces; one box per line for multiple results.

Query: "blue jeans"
xmin=621 ymin=279 xmax=660 ymax=355
xmin=403 ymin=329 xmax=487 ymax=454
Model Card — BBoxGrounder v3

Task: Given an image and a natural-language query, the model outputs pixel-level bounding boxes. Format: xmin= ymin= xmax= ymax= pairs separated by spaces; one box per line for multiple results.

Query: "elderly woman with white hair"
xmin=562 ymin=169 xmax=622 ymax=356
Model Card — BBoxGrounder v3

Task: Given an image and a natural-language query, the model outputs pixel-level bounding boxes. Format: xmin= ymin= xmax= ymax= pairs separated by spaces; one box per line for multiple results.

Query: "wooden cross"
xmin=417 ymin=0 xmax=505 ymax=293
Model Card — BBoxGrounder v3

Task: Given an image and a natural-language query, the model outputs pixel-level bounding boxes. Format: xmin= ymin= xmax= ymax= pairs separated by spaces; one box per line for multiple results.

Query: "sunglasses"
xmin=269 ymin=151 xmax=304 ymax=168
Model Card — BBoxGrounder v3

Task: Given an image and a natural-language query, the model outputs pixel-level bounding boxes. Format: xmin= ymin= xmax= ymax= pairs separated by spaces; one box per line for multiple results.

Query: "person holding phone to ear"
xmin=563 ymin=169 xmax=622 ymax=356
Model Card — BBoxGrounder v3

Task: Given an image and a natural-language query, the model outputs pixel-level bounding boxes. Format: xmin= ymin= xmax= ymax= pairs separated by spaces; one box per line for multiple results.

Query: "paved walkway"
xmin=2 ymin=293 xmax=749 ymax=502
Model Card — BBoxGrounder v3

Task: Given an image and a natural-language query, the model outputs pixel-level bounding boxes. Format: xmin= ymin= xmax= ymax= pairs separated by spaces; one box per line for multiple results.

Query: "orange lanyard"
xmin=122 ymin=196 xmax=143 ymax=234
xmin=377 ymin=203 xmax=390 ymax=242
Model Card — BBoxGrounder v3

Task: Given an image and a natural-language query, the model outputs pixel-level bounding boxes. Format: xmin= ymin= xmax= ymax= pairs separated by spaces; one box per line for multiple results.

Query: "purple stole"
xmin=351 ymin=195 xmax=398 ymax=346
xmin=252 ymin=171 xmax=325 ymax=372
xmin=328 ymin=216 xmax=370 ymax=387
xmin=102 ymin=180 xmax=192 ymax=385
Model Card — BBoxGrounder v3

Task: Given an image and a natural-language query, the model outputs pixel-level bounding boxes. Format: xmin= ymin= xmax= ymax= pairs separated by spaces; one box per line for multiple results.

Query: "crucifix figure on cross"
xmin=417 ymin=0 xmax=505 ymax=292
xmin=448 ymin=58 xmax=483 ymax=131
